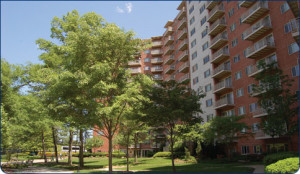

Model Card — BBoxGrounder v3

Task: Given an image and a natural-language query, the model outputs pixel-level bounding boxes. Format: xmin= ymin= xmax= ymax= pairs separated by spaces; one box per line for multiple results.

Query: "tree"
xmin=203 ymin=115 xmax=249 ymax=159
xmin=141 ymin=80 xmax=204 ymax=173
xmin=252 ymin=61 xmax=299 ymax=151
xmin=86 ymin=136 xmax=104 ymax=153
xmin=35 ymin=10 xmax=151 ymax=172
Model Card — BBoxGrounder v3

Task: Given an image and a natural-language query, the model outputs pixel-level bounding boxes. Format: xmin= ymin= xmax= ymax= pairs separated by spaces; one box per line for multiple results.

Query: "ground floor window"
xmin=253 ymin=145 xmax=262 ymax=154
xmin=267 ymin=143 xmax=288 ymax=153
xmin=241 ymin=146 xmax=249 ymax=155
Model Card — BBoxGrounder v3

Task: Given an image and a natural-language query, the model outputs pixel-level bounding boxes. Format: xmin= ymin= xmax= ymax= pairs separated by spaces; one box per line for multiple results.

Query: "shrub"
xmin=263 ymin=151 xmax=299 ymax=165
xmin=146 ymin=151 xmax=155 ymax=157
xmin=265 ymin=157 xmax=299 ymax=173
xmin=153 ymin=152 xmax=171 ymax=158
xmin=112 ymin=152 xmax=126 ymax=158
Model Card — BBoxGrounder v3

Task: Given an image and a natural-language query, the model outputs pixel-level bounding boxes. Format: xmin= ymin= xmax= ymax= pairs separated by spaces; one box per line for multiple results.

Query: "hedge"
xmin=263 ymin=152 xmax=299 ymax=165
xmin=153 ymin=152 xmax=185 ymax=159
xmin=72 ymin=152 xmax=126 ymax=158
xmin=265 ymin=157 xmax=299 ymax=173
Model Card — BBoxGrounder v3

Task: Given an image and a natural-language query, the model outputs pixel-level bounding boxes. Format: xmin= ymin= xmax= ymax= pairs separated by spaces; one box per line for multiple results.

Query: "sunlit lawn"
xmin=33 ymin=157 xmax=255 ymax=173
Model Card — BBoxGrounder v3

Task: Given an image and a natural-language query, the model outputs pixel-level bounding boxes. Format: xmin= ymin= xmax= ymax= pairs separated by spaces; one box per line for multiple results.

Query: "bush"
xmin=112 ymin=152 xmax=126 ymax=158
xmin=146 ymin=151 xmax=155 ymax=157
xmin=265 ymin=157 xmax=299 ymax=173
xmin=153 ymin=152 xmax=171 ymax=158
xmin=263 ymin=151 xmax=299 ymax=165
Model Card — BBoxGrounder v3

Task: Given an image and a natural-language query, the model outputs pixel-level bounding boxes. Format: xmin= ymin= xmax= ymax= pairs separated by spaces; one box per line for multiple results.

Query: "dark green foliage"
xmin=263 ymin=151 xmax=299 ymax=165
xmin=153 ymin=152 xmax=171 ymax=158
xmin=265 ymin=157 xmax=299 ymax=173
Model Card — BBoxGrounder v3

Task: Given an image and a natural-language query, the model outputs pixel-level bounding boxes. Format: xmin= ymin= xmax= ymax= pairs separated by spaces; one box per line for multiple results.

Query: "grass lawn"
xmin=33 ymin=157 xmax=256 ymax=173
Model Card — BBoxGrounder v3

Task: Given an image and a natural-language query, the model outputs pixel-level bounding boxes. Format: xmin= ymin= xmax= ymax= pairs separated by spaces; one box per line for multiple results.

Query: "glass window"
xmin=191 ymin=39 xmax=197 ymax=48
xmin=288 ymin=43 xmax=299 ymax=55
xmin=292 ymin=66 xmax=299 ymax=77
xmin=280 ymin=2 xmax=290 ymax=13
xmin=223 ymin=109 xmax=235 ymax=116
xmin=192 ymin=64 xmax=198 ymax=72
xmin=249 ymin=103 xmax=258 ymax=112
xmin=228 ymin=8 xmax=235 ymax=17
xmin=192 ymin=76 xmax=199 ymax=85
xmin=241 ymin=128 xmax=247 ymax=134
xmin=233 ymin=55 xmax=240 ymax=63
xmin=200 ymin=4 xmax=206 ymax=14
xmin=144 ymin=66 xmax=151 ymax=71
xmin=241 ymin=146 xmax=250 ymax=155
xmin=202 ymin=28 xmax=208 ymax=38
xmin=245 ymin=65 xmax=252 ymax=75
xmin=192 ymin=51 xmax=197 ymax=60
xmin=207 ymin=114 xmax=213 ymax=122
xmin=235 ymin=71 xmax=242 ymax=80
xmin=205 ymin=84 xmax=211 ymax=92
xmin=203 ymin=55 xmax=210 ymax=64
xmin=144 ymin=50 xmax=150 ymax=54
xmin=204 ymin=69 xmax=211 ymax=78
xmin=254 ymin=145 xmax=262 ymax=154
xmin=237 ymin=88 xmax=244 ymax=97
xmin=230 ymin=23 xmax=236 ymax=32
xmin=247 ymin=84 xmax=254 ymax=94
xmin=190 ymin=16 xmax=195 ymax=25
xmin=238 ymin=106 xmax=246 ymax=115
xmin=252 ymin=123 xmax=260 ymax=133
xmin=206 ymin=99 xmax=213 ymax=107
xmin=190 ymin=28 xmax=196 ymax=36
xmin=189 ymin=5 xmax=194 ymax=14
xmin=201 ymin=16 xmax=207 ymax=26
xmin=231 ymin=38 xmax=238 ymax=47
xmin=284 ymin=22 xmax=292 ymax=33
xmin=144 ymin=58 xmax=150 ymax=62
xmin=202 ymin=42 xmax=209 ymax=51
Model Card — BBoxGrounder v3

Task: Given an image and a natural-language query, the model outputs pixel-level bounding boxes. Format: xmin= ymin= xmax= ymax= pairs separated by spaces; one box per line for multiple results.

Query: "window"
xmin=241 ymin=128 xmax=247 ymax=134
xmin=207 ymin=114 xmax=213 ymax=122
xmin=200 ymin=4 xmax=206 ymax=14
xmin=239 ymin=18 xmax=242 ymax=24
xmin=223 ymin=109 xmax=235 ymax=116
xmin=238 ymin=106 xmax=246 ymax=115
xmin=202 ymin=42 xmax=209 ymax=51
xmin=284 ymin=22 xmax=292 ymax=33
xmin=190 ymin=28 xmax=196 ymax=36
xmin=228 ymin=8 xmax=234 ymax=17
xmin=202 ymin=28 xmax=208 ymax=38
xmin=233 ymin=55 xmax=240 ymax=63
xmin=280 ymin=2 xmax=290 ymax=14
xmin=292 ymin=66 xmax=299 ymax=77
xmin=249 ymin=103 xmax=258 ymax=113
xmin=192 ymin=51 xmax=197 ymax=60
xmin=193 ymin=77 xmax=199 ymax=85
xmin=144 ymin=66 xmax=151 ymax=71
xmin=237 ymin=2 xmax=241 ymax=9
xmin=189 ymin=5 xmax=194 ymax=14
xmin=245 ymin=65 xmax=252 ymax=75
xmin=204 ymin=69 xmax=211 ymax=78
xmin=191 ymin=39 xmax=197 ymax=48
xmin=201 ymin=16 xmax=207 ymax=26
xmin=206 ymin=99 xmax=213 ymax=107
xmin=241 ymin=146 xmax=250 ymax=155
xmin=205 ymin=84 xmax=211 ymax=92
xmin=144 ymin=50 xmax=150 ymax=54
xmin=192 ymin=64 xmax=198 ymax=72
xmin=231 ymin=38 xmax=238 ymax=47
xmin=288 ymin=43 xmax=299 ymax=55
xmin=252 ymin=123 xmax=260 ymax=133
xmin=254 ymin=145 xmax=262 ymax=154
xmin=243 ymin=49 xmax=247 ymax=57
xmin=241 ymin=33 xmax=245 ymax=40
xmin=230 ymin=23 xmax=236 ymax=32
xmin=236 ymin=88 xmax=244 ymax=97
xmin=190 ymin=16 xmax=195 ymax=25
xmin=203 ymin=55 xmax=210 ymax=64
xmin=235 ymin=71 xmax=242 ymax=80
xmin=144 ymin=58 xmax=150 ymax=62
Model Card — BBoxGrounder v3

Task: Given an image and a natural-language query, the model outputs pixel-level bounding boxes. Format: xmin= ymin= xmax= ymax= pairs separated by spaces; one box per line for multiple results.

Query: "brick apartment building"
xmin=94 ymin=1 xmax=299 ymax=156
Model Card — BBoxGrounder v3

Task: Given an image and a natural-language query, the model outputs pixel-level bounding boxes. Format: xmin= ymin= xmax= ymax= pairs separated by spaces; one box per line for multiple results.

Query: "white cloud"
xmin=125 ymin=3 xmax=133 ymax=13
xmin=116 ymin=6 xmax=125 ymax=13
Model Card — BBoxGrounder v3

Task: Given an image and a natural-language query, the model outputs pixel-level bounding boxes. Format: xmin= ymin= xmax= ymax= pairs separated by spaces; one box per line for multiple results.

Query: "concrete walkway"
xmin=245 ymin=165 xmax=265 ymax=173
xmin=5 ymin=166 xmax=74 ymax=173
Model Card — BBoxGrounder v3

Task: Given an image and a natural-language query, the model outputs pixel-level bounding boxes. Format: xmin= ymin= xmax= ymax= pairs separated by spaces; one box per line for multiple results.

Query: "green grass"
xmin=32 ymin=157 xmax=255 ymax=173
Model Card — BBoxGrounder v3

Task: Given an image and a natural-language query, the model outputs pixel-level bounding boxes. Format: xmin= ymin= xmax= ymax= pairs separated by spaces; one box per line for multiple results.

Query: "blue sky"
xmin=1 ymin=1 xmax=181 ymax=65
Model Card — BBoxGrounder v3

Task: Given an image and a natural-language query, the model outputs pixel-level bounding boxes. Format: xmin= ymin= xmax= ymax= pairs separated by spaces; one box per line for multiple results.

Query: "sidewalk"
xmin=245 ymin=165 xmax=265 ymax=173
xmin=1 ymin=157 xmax=67 ymax=165
xmin=3 ymin=166 xmax=73 ymax=173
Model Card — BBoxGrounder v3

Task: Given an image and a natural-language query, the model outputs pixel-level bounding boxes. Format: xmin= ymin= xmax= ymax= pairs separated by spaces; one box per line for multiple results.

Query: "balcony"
xmin=206 ymin=1 xmax=221 ymax=10
xmin=178 ymin=7 xmax=186 ymax=20
xmin=245 ymin=37 xmax=275 ymax=59
xmin=211 ymin=46 xmax=230 ymax=64
xmin=151 ymin=49 xmax=163 ymax=56
xmin=164 ymin=64 xmax=176 ymax=74
xmin=248 ymin=65 xmax=263 ymax=77
xmin=255 ymin=130 xmax=272 ymax=140
xmin=208 ymin=3 xmax=225 ymax=23
xmin=178 ymin=18 xmax=187 ymax=30
xmin=251 ymin=89 xmax=267 ymax=97
xmin=178 ymin=28 xmax=188 ymax=40
xmin=291 ymin=18 xmax=299 ymax=44
xmin=128 ymin=60 xmax=141 ymax=66
xmin=209 ymin=31 xmax=228 ymax=50
xmin=215 ymin=97 xmax=234 ymax=110
xmin=151 ymin=66 xmax=163 ymax=73
xmin=209 ymin=17 xmax=227 ymax=36
xmin=164 ymin=36 xmax=174 ymax=46
xmin=164 ymin=55 xmax=175 ymax=65
xmin=152 ymin=41 xmax=163 ymax=48
xmin=178 ymin=50 xmax=189 ymax=62
xmin=151 ymin=58 xmax=163 ymax=64
xmin=243 ymin=17 xmax=272 ymax=41
xmin=178 ymin=40 xmax=188 ymax=51
xmin=153 ymin=75 xmax=163 ymax=81
xmin=163 ymin=26 xmax=174 ymax=37
xmin=164 ymin=45 xmax=175 ymax=55
xmin=178 ymin=73 xmax=190 ymax=83
xmin=179 ymin=62 xmax=189 ymax=73
xmin=240 ymin=1 xmax=256 ymax=8
xmin=130 ymin=68 xmax=141 ymax=74
xmin=165 ymin=75 xmax=175 ymax=82
xmin=252 ymin=108 xmax=268 ymax=118
xmin=212 ymin=63 xmax=231 ymax=79
xmin=287 ymin=1 xmax=299 ymax=18
xmin=241 ymin=1 xmax=269 ymax=24
xmin=213 ymin=81 xmax=233 ymax=94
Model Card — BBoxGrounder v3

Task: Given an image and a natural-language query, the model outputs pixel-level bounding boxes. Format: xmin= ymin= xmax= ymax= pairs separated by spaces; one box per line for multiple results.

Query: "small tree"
xmin=86 ymin=136 xmax=104 ymax=153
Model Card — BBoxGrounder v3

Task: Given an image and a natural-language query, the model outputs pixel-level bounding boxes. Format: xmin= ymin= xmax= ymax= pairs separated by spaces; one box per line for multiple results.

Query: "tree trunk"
xmin=68 ymin=130 xmax=73 ymax=165
xmin=42 ymin=130 xmax=47 ymax=163
xmin=108 ymin=135 xmax=113 ymax=173
xmin=126 ymin=133 xmax=130 ymax=172
xmin=170 ymin=127 xmax=176 ymax=173
xmin=134 ymin=133 xmax=138 ymax=163
xmin=52 ymin=127 xmax=58 ymax=164
xmin=79 ymin=129 xmax=84 ymax=168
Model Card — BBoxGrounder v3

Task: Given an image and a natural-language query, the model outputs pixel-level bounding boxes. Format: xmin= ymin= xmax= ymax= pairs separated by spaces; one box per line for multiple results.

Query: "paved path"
xmin=4 ymin=166 xmax=73 ymax=173
xmin=1 ymin=158 xmax=66 ymax=165
xmin=245 ymin=165 xmax=265 ymax=173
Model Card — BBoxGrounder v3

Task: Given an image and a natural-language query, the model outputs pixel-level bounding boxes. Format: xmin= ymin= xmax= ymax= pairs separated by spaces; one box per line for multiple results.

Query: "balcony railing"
xmin=151 ymin=66 xmax=163 ymax=72
xmin=151 ymin=58 xmax=163 ymax=64
xmin=130 ymin=68 xmax=141 ymax=74
xmin=215 ymin=97 xmax=234 ymax=109
xmin=210 ymin=31 xmax=228 ymax=50
xmin=252 ymin=107 xmax=268 ymax=118
xmin=128 ymin=60 xmax=141 ymax=66
xmin=152 ymin=41 xmax=163 ymax=48
xmin=151 ymin=49 xmax=163 ymax=56
xmin=255 ymin=130 xmax=272 ymax=140
xmin=164 ymin=45 xmax=175 ymax=55
xmin=164 ymin=36 xmax=174 ymax=46
xmin=243 ymin=16 xmax=272 ymax=41
xmin=178 ymin=73 xmax=190 ymax=83
xmin=165 ymin=74 xmax=175 ymax=82
xmin=178 ymin=28 xmax=188 ymax=40
xmin=209 ymin=17 xmax=227 ymax=36
xmin=211 ymin=46 xmax=230 ymax=64
xmin=163 ymin=26 xmax=173 ymax=37
xmin=208 ymin=3 xmax=225 ymax=23
xmin=179 ymin=62 xmax=189 ymax=73
xmin=245 ymin=36 xmax=275 ymax=59
xmin=206 ymin=1 xmax=221 ymax=10
xmin=291 ymin=18 xmax=299 ymax=43
xmin=178 ymin=40 xmax=188 ymax=51
xmin=178 ymin=17 xmax=187 ymax=30
xmin=164 ymin=64 xmax=176 ymax=74
xmin=153 ymin=75 xmax=163 ymax=81
xmin=177 ymin=7 xmax=186 ymax=20
xmin=164 ymin=55 xmax=175 ymax=65
xmin=241 ymin=1 xmax=269 ymax=24
xmin=212 ymin=63 xmax=231 ymax=79
xmin=240 ymin=1 xmax=256 ymax=8
xmin=178 ymin=50 xmax=189 ymax=62
xmin=213 ymin=80 xmax=232 ymax=94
